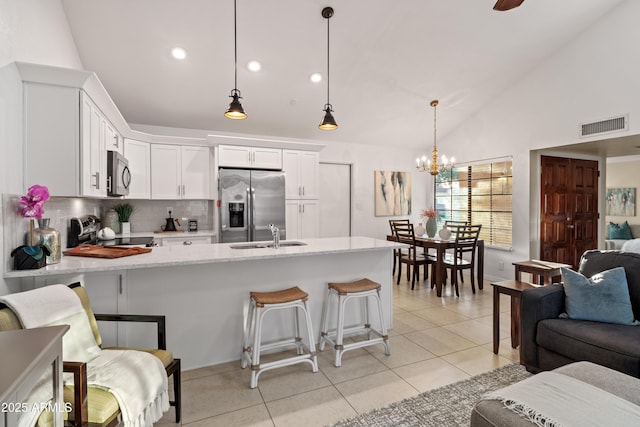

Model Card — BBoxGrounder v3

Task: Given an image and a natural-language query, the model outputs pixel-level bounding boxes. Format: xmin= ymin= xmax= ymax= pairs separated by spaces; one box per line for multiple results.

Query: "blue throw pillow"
xmin=607 ymin=221 xmax=633 ymax=239
xmin=560 ymin=267 xmax=639 ymax=325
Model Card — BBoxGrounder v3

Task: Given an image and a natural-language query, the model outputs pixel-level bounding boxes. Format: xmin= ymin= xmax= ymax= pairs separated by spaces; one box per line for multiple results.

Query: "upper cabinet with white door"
xmin=80 ymin=92 xmax=106 ymax=197
xmin=218 ymin=144 xmax=282 ymax=170
xmin=18 ymin=63 xmax=129 ymax=197
xmin=283 ymin=150 xmax=319 ymax=199
xmin=151 ymin=144 xmax=212 ymax=199
xmin=124 ymin=138 xmax=151 ymax=199
xmin=104 ymin=120 xmax=123 ymax=154
xmin=22 ymin=82 xmax=104 ymax=197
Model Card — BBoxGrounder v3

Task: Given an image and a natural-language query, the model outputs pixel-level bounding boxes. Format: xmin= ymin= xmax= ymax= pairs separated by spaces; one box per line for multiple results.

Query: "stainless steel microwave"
xmin=107 ymin=150 xmax=131 ymax=196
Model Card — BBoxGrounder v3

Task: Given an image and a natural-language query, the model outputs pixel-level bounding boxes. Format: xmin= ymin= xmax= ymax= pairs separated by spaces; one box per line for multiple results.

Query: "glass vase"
xmin=425 ymin=217 xmax=437 ymax=238
xmin=25 ymin=218 xmax=37 ymax=246
xmin=103 ymin=209 xmax=120 ymax=233
xmin=36 ymin=218 xmax=61 ymax=264
xmin=439 ymin=223 xmax=452 ymax=240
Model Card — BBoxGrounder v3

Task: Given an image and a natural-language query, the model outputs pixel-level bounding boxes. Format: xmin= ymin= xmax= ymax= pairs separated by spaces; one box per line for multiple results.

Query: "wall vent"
xmin=580 ymin=114 xmax=628 ymax=137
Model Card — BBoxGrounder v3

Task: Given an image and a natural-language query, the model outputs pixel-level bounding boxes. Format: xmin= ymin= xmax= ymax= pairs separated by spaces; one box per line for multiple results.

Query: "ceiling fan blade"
xmin=493 ymin=0 xmax=525 ymax=11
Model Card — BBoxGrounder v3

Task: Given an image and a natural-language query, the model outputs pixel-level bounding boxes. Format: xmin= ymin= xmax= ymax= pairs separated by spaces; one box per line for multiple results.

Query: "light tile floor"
xmin=158 ymin=273 xmax=520 ymax=426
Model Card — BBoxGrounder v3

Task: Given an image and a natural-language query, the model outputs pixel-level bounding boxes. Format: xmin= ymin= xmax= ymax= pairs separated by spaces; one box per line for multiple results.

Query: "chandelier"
xmin=416 ymin=100 xmax=454 ymax=175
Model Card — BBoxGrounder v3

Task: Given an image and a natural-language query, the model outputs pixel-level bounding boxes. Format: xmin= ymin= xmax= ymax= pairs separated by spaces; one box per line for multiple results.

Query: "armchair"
xmin=521 ymin=250 xmax=640 ymax=378
xmin=0 ymin=283 xmax=181 ymax=426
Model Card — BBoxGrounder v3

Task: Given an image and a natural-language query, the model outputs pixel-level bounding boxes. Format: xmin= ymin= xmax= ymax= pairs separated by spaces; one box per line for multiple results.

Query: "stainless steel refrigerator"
xmin=219 ymin=168 xmax=286 ymax=243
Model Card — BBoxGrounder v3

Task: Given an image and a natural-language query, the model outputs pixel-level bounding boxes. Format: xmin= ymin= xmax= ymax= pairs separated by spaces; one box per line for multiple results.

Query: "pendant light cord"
xmin=326 ymin=12 xmax=330 ymax=106
xmin=233 ymin=0 xmax=238 ymax=91
xmin=433 ymin=102 xmax=437 ymax=151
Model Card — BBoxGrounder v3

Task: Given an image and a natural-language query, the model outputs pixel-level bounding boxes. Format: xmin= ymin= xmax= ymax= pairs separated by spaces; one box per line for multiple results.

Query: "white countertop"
xmin=4 ymin=236 xmax=404 ymax=278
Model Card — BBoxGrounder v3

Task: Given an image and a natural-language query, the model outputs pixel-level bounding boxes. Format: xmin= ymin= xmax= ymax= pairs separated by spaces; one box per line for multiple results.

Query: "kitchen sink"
xmin=230 ymin=241 xmax=307 ymax=249
xmin=272 ymin=241 xmax=307 ymax=247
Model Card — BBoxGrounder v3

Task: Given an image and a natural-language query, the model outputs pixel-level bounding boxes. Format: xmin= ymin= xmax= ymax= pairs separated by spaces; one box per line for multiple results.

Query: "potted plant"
xmin=113 ymin=203 xmax=135 ymax=235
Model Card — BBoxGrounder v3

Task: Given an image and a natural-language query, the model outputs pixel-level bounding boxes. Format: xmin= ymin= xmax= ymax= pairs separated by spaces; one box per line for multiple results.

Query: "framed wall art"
xmin=606 ymin=187 xmax=636 ymax=216
xmin=374 ymin=170 xmax=412 ymax=216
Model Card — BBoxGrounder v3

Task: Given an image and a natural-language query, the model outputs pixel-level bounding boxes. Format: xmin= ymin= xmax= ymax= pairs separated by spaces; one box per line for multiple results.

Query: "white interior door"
xmin=319 ymin=163 xmax=351 ymax=237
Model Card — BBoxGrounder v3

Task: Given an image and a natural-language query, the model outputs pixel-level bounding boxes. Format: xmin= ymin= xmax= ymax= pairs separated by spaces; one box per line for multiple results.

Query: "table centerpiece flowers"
xmin=421 ymin=208 xmax=438 ymax=238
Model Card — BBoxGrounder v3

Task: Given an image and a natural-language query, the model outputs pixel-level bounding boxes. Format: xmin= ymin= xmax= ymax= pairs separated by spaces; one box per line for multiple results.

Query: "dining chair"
xmin=442 ymin=224 xmax=482 ymax=296
xmin=392 ymin=222 xmax=436 ymax=290
xmin=445 ymin=220 xmax=469 ymax=237
xmin=389 ymin=219 xmax=410 ymax=277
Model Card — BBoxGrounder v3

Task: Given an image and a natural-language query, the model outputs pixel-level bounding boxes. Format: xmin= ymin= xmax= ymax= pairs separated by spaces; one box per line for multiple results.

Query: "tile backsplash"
xmin=3 ymin=194 xmax=215 ymax=272
xmin=101 ymin=199 xmax=214 ymax=233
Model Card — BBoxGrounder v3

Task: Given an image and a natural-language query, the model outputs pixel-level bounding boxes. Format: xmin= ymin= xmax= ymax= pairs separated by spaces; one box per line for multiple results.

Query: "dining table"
xmin=387 ymin=234 xmax=484 ymax=297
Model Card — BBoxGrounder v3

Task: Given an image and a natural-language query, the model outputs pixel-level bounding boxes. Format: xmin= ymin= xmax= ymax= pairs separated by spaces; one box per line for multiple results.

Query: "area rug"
xmin=330 ymin=363 xmax=532 ymax=427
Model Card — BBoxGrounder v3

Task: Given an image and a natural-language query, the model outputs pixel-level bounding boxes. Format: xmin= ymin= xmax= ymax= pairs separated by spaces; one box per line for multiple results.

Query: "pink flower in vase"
xmin=420 ymin=208 xmax=438 ymax=219
xmin=19 ymin=185 xmax=50 ymax=219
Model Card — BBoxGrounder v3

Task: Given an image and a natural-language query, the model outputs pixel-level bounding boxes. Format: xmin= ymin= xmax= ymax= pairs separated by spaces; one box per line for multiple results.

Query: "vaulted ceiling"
xmin=61 ymin=0 xmax=624 ymax=150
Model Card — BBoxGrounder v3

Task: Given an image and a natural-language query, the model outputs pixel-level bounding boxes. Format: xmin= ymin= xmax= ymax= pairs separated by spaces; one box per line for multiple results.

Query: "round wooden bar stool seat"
xmin=319 ymin=278 xmax=390 ymax=367
xmin=241 ymin=286 xmax=318 ymax=388
xmin=250 ymin=286 xmax=309 ymax=306
xmin=329 ymin=278 xmax=381 ymax=295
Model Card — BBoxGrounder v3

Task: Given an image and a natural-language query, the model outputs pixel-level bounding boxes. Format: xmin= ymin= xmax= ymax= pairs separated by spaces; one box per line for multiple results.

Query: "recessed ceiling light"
xmin=247 ymin=60 xmax=261 ymax=72
xmin=310 ymin=73 xmax=322 ymax=83
xmin=171 ymin=47 xmax=187 ymax=60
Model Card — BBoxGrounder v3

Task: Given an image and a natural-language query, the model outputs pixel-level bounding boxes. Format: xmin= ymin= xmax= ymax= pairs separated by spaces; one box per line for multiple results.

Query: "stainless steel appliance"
xmin=107 ymin=150 xmax=131 ymax=196
xmin=68 ymin=215 xmax=100 ymax=247
xmin=219 ymin=168 xmax=286 ymax=243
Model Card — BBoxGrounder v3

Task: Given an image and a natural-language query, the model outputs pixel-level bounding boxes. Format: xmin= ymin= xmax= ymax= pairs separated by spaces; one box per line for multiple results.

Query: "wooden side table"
xmin=0 ymin=325 xmax=69 ymax=427
xmin=513 ymin=260 xmax=570 ymax=285
xmin=491 ymin=280 xmax=539 ymax=355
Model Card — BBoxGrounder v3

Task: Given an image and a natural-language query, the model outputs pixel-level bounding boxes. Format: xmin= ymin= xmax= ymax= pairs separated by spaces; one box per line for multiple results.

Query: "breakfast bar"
xmin=4 ymin=237 xmax=402 ymax=370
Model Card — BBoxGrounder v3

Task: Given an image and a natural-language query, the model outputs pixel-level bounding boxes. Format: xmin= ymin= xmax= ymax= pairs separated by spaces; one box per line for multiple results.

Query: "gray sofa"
xmin=471 ymin=361 xmax=640 ymax=427
xmin=520 ymin=250 xmax=640 ymax=377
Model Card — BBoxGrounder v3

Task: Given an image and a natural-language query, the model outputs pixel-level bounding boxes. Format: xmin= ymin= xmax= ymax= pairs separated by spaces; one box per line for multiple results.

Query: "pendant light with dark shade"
xmin=319 ymin=7 xmax=337 ymax=130
xmin=224 ymin=0 xmax=247 ymax=119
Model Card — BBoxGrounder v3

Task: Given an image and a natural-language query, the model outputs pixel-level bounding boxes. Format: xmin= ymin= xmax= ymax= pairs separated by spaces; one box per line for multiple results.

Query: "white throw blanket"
xmin=0 ymin=285 xmax=169 ymax=427
xmin=484 ymin=371 xmax=640 ymax=427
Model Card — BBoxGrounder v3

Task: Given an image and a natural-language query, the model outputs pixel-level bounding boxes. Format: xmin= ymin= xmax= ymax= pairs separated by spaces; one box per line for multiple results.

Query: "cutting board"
xmin=63 ymin=244 xmax=152 ymax=259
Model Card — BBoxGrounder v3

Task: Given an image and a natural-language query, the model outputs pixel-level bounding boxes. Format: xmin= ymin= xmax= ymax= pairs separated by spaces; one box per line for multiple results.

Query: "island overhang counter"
xmin=5 ymin=237 xmax=404 ymax=370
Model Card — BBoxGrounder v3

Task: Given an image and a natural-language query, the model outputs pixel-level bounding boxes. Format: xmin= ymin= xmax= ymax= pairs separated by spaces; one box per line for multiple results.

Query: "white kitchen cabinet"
xmin=105 ymin=119 xmax=123 ymax=154
xmin=80 ymin=92 xmax=107 ymax=197
xmin=283 ymin=150 xmax=319 ymax=199
xmin=151 ymin=144 xmax=212 ymax=199
xmin=181 ymin=145 xmax=211 ymax=198
xmin=23 ymin=83 xmax=112 ymax=197
xmin=286 ymin=200 xmax=319 ymax=239
xmin=124 ymin=138 xmax=151 ymax=199
xmin=159 ymin=235 xmax=211 ymax=246
xmin=218 ymin=144 xmax=282 ymax=170
xmin=151 ymin=144 xmax=181 ymax=199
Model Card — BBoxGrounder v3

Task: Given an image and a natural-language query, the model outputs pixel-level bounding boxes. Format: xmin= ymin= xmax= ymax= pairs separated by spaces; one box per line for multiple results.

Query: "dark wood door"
xmin=540 ymin=156 xmax=598 ymax=269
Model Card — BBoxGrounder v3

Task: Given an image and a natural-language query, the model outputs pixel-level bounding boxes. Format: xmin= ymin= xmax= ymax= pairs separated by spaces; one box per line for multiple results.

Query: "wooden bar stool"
xmin=318 ymin=278 xmax=390 ymax=367
xmin=241 ymin=286 xmax=318 ymax=388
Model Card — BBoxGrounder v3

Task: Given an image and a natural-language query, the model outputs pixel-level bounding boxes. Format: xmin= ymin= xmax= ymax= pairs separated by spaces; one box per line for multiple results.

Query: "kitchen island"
xmin=4 ymin=237 xmax=402 ymax=369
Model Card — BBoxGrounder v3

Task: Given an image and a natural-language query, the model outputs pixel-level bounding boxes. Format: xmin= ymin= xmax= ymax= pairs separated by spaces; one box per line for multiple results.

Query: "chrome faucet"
xmin=269 ymin=224 xmax=280 ymax=249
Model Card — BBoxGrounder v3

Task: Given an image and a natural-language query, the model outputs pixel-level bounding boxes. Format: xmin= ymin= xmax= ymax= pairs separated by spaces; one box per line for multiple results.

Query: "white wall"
xmin=0 ymin=0 xmax=82 ymax=295
xmin=318 ymin=140 xmax=431 ymax=240
xmin=442 ymin=0 xmax=640 ymax=281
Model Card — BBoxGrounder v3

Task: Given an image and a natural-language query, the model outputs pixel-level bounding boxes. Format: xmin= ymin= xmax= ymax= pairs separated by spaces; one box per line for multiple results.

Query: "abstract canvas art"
xmin=606 ymin=187 xmax=636 ymax=216
xmin=374 ymin=170 xmax=412 ymax=216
